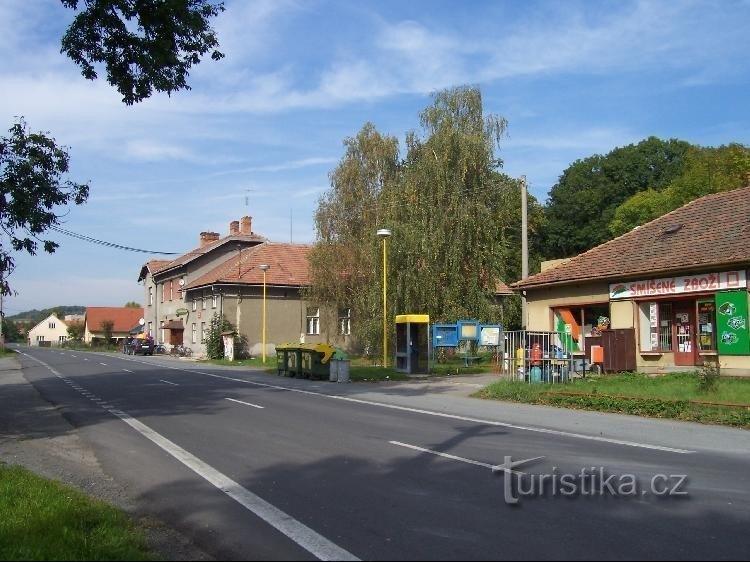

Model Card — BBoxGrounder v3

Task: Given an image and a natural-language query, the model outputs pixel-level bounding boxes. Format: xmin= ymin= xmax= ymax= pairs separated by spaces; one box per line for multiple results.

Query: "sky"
xmin=2 ymin=0 xmax=749 ymax=314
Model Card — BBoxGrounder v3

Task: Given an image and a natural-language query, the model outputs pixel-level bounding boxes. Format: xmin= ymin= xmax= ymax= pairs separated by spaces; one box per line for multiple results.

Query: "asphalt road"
xmin=13 ymin=346 xmax=750 ymax=561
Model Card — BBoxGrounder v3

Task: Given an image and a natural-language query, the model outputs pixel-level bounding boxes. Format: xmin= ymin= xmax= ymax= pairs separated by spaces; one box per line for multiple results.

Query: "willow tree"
xmin=383 ymin=86 xmax=510 ymax=324
xmin=306 ymin=123 xmax=400 ymax=356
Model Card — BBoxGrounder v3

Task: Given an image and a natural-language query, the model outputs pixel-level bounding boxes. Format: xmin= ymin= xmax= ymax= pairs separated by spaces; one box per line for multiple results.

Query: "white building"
xmin=28 ymin=314 xmax=69 ymax=347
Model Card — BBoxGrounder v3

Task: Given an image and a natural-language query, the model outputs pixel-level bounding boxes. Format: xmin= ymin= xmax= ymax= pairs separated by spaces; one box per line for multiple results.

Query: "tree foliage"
xmin=124 ymin=301 xmax=141 ymax=308
xmin=204 ymin=311 xmax=232 ymax=360
xmin=100 ymin=319 xmax=114 ymax=343
xmin=61 ymin=0 xmax=226 ymax=105
xmin=609 ymin=143 xmax=750 ymax=236
xmin=0 ymin=119 xmax=89 ymax=296
xmin=543 ymin=137 xmax=691 ymax=258
xmin=67 ymin=321 xmax=85 ymax=341
xmin=308 ymin=86 xmax=541 ymax=355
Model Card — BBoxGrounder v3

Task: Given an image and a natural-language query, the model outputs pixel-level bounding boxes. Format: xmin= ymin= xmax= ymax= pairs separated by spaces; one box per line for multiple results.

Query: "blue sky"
xmin=2 ymin=0 xmax=749 ymax=313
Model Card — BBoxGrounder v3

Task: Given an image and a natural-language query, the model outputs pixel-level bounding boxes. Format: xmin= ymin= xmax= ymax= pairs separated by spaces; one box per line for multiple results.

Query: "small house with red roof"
xmin=84 ymin=306 xmax=145 ymax=343
xmin=512 ymin=185 xmax=750 ymax=375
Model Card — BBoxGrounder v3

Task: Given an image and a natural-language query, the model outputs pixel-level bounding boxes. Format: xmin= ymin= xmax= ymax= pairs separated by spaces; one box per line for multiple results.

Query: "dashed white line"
xmin=123 ymin=369 xmax=133 ymax=373
xmin=159 ymin=379 xmax=179 ymax=386
xmin=100 ymin=362 xmax=108 ymax=366
xmin=21 ymin=352 xmax=359 ymax=562
xmin=225 ymin=397 xmax=264 ymax=409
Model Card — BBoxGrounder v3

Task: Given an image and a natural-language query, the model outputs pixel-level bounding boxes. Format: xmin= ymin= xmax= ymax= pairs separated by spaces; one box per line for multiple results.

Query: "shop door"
xmin=673 ymin=304 xmax=696 ymax=366
xmin=169 ymin=329 xmax=184 ymax=346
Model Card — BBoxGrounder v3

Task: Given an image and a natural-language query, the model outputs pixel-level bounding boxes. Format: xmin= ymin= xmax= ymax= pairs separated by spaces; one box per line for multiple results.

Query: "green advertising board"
xmin=716 ymin=291 xmax=750 ymax=355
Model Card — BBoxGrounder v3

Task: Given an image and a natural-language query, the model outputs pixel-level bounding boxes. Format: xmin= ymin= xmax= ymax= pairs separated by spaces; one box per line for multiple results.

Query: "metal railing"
xmin=499 ymin=330 xmax=587 ymax=384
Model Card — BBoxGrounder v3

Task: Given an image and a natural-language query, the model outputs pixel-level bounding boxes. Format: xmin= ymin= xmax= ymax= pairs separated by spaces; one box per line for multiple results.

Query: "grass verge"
xmin=0 ymin=464 xmax=152 ymax=561
xmin=476 ymin=372 xmax=750 ymax=429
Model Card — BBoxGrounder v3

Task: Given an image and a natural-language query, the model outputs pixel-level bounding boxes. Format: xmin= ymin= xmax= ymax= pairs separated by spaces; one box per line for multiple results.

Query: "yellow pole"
xmin=262 ymin=269 xmax=267 ymax=363
xmin=383 ymin=236 xmax=388 ymax=368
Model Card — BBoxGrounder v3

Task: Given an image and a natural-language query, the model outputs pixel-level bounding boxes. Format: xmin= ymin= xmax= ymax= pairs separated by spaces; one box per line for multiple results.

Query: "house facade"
xmin=84 ymin=307 xmax=145 ymax=343
xmin=27 ymin=314 xmax=69 ymax=346
xmin=139 ymin=217 xmax=348 ymax=357
xmin=513 ymin=186 xmax=750 ymax=375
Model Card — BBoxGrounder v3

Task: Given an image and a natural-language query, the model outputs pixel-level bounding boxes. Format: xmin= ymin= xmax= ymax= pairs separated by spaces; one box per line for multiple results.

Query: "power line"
xmin=50 ymin=226 xmax=180 ymax=255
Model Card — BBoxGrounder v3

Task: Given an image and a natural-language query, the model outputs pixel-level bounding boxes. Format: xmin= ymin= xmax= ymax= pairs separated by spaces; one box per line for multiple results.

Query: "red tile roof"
xmin=156 ymin=233 xmax=266 ymax=276
xmin=186 ymin=243 xmax=312 ymax=289
xmin=514 ymin=185 xmax=750 ymax=290
xmin=85 ymin=307 xmax=145 ymax=333
xmin=494 ymin=280 xmax=513 ymax=295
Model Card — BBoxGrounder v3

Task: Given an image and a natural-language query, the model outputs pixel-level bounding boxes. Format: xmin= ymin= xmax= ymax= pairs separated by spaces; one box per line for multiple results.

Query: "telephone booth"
xmin=395 ymin=314 xmax=430 ymax=374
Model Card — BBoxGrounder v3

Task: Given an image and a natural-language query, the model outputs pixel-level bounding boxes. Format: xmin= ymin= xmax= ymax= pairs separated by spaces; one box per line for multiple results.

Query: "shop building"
xmin=512 ymin=185 xmax=750 ymax=375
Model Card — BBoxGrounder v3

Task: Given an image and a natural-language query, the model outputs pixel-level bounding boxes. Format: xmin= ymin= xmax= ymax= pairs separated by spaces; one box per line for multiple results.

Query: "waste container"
xmin=330 ymin=349 xmax=350 ymax=383
xmin=287 ymin=347 xmax=303 ymax=377
xmin=275 ymin=345 xmax=292 ymax=375
xmin=297 ymin=343 xmax=335 ymax=380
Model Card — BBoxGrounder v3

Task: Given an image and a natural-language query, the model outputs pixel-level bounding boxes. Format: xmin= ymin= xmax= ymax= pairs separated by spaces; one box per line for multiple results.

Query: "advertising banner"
xmin=609 ymin=271 xmax=746 ymax=300
xmin=716 ymin=291 xmax=750 ymax=356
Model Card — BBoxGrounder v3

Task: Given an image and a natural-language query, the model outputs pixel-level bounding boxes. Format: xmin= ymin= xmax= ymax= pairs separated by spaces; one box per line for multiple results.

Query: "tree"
xmin=61 ymin=0 xmax=226 ymax=105
xmin=67 ymin=321 xmax=85 ymax=342
xmin=124 ymin=301 xmax=142 ymax=308
xmin=0 ymin=119 xmax=89 ymax=296
xmin=100 ymin=319 xmax=114 ymax=344
xmin=609 ymin=143 xmax=750 ymax=236
xmin=2 ymin=319 xmax=23 ymax=343
xmin=204 ymin=311 xmax=232 ymax=359
xmin=543 ymin=137 xmax=692 ymax=258
xmin=306 ymin=123 xmax=401 ymax=356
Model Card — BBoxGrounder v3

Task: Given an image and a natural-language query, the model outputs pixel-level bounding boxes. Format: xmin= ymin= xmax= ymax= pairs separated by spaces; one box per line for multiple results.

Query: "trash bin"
xmin=276 ymin=345 xmax=291 ymax=375
xmin=330 ymin=349 xmax=350 ymax=383
xmin=287 ymin=347 xmax=302 ymax=377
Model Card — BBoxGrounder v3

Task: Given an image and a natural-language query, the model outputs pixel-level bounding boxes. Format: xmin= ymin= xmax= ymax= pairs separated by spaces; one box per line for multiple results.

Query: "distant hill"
xmin=7 ymin=306 xmax=86 ymax=324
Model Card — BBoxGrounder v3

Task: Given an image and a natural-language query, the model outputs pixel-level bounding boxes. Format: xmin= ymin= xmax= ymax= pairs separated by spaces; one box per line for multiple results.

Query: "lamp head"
xmin=376 ymin=228 xmax=392 ymax=238
xmin=259 ymin=264 xmax=270 ymax=272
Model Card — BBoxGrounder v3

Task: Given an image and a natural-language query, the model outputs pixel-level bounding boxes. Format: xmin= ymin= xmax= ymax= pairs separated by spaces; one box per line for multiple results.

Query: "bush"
xmin=697 ymin=361 xmax=721 ymax=393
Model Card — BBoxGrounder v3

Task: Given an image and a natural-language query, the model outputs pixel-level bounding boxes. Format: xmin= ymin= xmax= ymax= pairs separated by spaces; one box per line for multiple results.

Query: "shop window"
xmin=638 ymin=302 xmax=673 ymax=352
xmin=553 ymin=304 xmax=610 ymax=351
xmin=697 ymin=300 xmax=717 ymax=352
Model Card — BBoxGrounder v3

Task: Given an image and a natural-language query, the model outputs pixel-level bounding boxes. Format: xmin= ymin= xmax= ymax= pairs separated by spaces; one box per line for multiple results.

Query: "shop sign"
xmin=716 ymin=291 xmax=750 ymax=356
xmin=609 ymin=271 xmax=746 ymax=300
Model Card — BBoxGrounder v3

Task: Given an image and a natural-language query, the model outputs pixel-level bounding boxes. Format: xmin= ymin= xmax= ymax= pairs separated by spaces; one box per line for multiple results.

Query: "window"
xmin=307 ymin=307 xmax=320 ymax=335
xmin=339 ymin=308 xmax=351 ymax=336
xmin=697 ymin=300 xmax=717 ymax=352
xmin=160 ymin=283 xmax=164 ymax=303
xmin=149 ymin=286 xmax=153 ymax=306
xmin=49 ymin=322 xmax=55 ymax=329
xmin=148 ymin=322 xmax=153 ymax=337
xmin=169 ymin=280 xmax=174 ymax=301
xmin=191 ymin=323 xmax=197 ymax=344
xmin=192 ymin=298 xmax=197 ymax=311
xmin=58 ymin=335 xmax=67 ymax=343
xmin=212 ymin=294 xmax=218 ymax=309
xmin=638 ymin=302 xmax=673 ymax=352
xmin=201 ymin=322 xmax=206 ymax=343
xmin=37 ymin=335 xmax=45 ymax=342
xmin=202 ymin=297 xmax=207 ymax=310
xmin=553 ymin=304 xmax=610 ymax=351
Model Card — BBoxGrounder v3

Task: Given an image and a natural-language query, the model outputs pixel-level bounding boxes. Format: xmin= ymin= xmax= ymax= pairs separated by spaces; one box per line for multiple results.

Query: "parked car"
xmin=124 ymin=335 xmax=155 ymax=356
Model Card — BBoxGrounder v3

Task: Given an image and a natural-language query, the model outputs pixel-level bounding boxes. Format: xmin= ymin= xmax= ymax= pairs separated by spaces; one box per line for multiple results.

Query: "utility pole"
xmin=521 ymin=175 xmax=529 ymax=329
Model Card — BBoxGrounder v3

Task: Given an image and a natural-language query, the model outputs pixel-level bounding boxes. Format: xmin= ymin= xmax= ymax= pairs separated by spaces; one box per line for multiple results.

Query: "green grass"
xmin=0 ymin=347 xmax=16 ymax=357
xmin=0 ymin=464 xmax=152 ymax=561
xmin=476 ymin=372 xmax=750 ymax=428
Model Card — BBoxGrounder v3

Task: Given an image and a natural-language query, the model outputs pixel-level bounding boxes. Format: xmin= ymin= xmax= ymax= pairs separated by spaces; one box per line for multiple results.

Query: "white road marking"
xmin=159 ymin=379 xmax=179 ymax=386
xmin=100 ymin=354 xmax=698 ymax=454
xmin=84 ymin=358 xmax=89 ymax=361
xmin=123 ymin=369 xmax=133 ymax=373
xmin=390 ymin=441 xmax=544 ymax=475
xmin=71 ymin=355 xmax=78 ymax=358
xmin=100 ymin=362 xmax=107 ymax=366
xmin=226 ymin=397 xmax=264 ymax=409
xmin=23 ymin=353 xmax=358 ymax=562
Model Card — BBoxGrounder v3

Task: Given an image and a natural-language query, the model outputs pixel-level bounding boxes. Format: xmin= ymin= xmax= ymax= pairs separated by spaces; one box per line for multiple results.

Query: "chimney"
xmin=229 ymin=220 xmax=240 ymax=235
xmin=199 ymin=231 xmax=220 ymax=247
xmin=240 ymin=216 xmax=252 ymax=235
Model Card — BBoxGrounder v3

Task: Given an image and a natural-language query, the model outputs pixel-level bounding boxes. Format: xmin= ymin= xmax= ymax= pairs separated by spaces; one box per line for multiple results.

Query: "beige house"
xmin=513 ymin=186 xmax=750 ymax=375
xmin=27 ymin=314 xmax=69 ymax=347
xmin=138 ymin=217 xmax=347 ymax=357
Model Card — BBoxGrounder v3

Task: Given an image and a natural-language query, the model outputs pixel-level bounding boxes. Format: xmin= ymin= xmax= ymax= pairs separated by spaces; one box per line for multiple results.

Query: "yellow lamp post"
xmin=376 ymin=229 xmax=392 ymax=368
xmin=259 ymin=264 xmax=270 ymax=363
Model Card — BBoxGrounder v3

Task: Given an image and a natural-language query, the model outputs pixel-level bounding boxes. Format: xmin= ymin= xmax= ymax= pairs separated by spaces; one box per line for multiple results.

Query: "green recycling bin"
xmin=275 ymin=345 xmax=291 ymax=375
xmin=297 ymin=343 xmax=335 ymax=380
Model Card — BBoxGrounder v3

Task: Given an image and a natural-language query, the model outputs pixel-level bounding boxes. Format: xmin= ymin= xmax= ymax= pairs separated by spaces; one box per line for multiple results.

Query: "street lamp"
xmin=259 ymin=264 xmax=270 ymax=363
xmin=376 ymin=229 xmax=392 ymax=368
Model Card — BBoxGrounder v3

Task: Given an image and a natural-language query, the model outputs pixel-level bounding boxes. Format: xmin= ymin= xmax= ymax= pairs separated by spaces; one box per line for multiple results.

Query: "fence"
xmin=499 ymin=330 xmax=588 ymax=384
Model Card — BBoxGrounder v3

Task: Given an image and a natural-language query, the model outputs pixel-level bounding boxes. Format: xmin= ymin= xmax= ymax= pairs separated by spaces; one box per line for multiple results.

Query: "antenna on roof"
xmin=244 ymin=187 xmax=255 ymax=207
